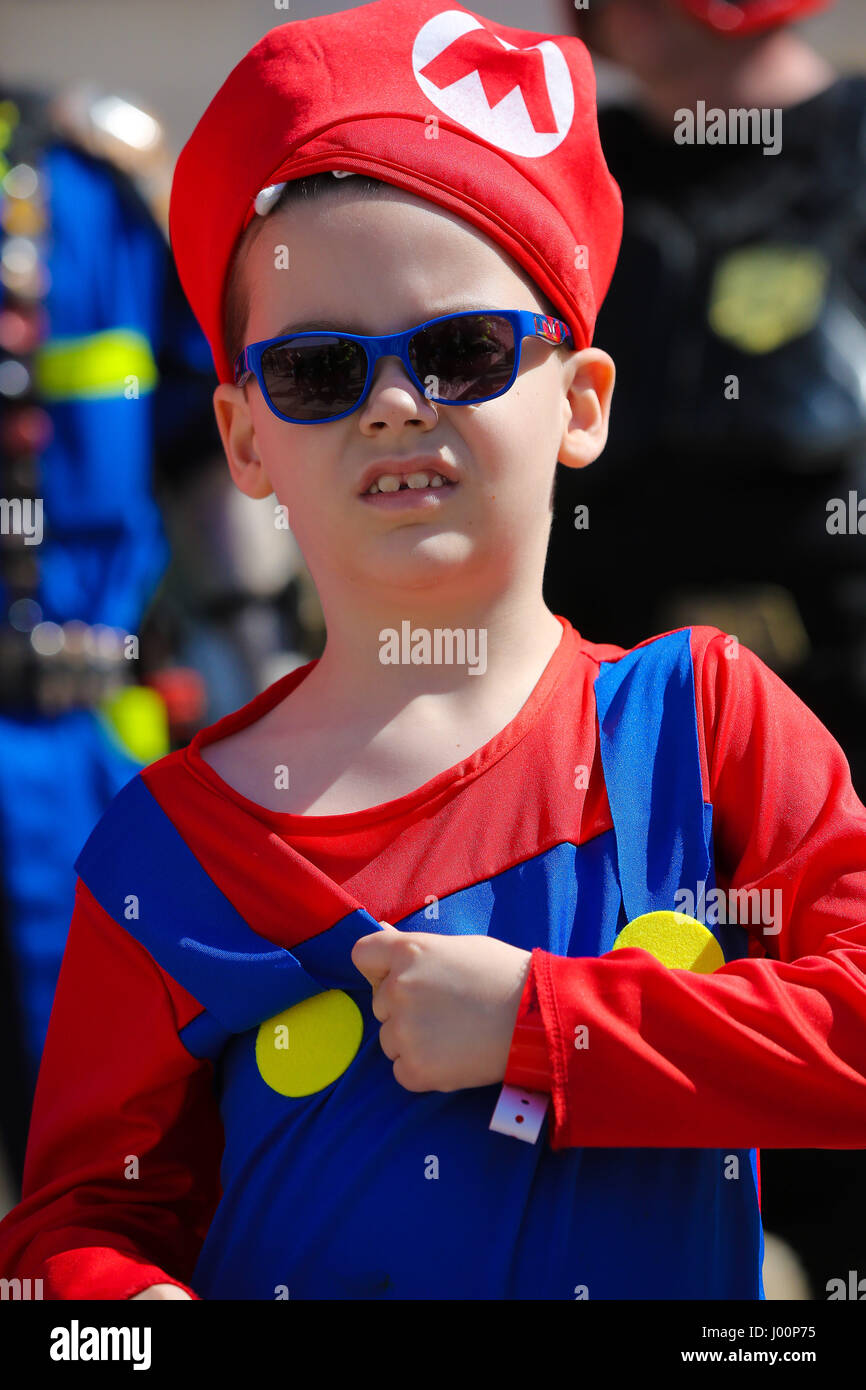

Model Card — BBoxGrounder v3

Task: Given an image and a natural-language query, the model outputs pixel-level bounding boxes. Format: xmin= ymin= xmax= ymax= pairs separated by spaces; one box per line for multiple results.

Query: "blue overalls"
xmin=76 ymin=627 xmax=764 ymax=1299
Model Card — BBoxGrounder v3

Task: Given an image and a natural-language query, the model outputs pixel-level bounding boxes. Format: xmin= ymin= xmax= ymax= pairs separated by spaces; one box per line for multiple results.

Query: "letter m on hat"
xmin=419 ymin=28 xmax=558 ymax=134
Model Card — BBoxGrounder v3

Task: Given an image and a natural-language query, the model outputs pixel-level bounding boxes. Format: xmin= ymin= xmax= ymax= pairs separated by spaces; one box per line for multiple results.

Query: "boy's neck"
xmin=298 ymin=593 xmax=565 ymax=716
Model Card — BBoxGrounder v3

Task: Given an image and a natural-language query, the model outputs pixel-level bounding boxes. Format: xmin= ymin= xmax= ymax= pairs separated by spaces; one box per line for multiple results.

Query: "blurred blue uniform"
xmin=0 ymin=85 xmax=218 ymax=1178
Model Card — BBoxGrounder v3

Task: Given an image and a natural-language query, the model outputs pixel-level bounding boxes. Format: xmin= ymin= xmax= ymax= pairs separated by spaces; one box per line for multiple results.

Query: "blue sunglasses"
xmin=233 ymin=308 xmax=574 ymax=424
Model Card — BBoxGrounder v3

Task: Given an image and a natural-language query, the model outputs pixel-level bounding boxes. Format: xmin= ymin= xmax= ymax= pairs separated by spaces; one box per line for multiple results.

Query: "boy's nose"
xmin=361 ymin=356 xmax=437 ymax=423
xmin=371 ymin=354 xmax=418 ymax=389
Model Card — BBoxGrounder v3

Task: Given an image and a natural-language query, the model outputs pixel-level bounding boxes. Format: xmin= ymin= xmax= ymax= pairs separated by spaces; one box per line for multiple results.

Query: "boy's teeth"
xmin=367 ymin=472 xmax=449 ymax=494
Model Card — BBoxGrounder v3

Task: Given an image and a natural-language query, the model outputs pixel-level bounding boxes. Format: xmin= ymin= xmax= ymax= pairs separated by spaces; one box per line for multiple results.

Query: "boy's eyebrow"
xmin=273 ymin=302 xmax=501 ymax=337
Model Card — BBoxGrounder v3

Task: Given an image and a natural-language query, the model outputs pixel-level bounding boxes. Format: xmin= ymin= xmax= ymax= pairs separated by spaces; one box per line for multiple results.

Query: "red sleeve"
xmin=0 ymin=880 xmax=224 ymax=1298
xmin=506 ymin=628 xmax=866 ymax=1151
xmin=504 ymin=961 xmax=553 ymax=1093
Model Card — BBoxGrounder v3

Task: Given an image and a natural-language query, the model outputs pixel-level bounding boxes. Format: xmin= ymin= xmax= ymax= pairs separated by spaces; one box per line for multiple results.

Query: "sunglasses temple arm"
xmin=233 ymin=348 xmax=252 ymax=386
xmin=520 ymin=312 xmax=575 ymax=350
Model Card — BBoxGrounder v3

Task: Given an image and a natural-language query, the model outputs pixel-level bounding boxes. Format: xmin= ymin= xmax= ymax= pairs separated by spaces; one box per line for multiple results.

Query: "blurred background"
xmin=6 ymin=0 xmax=862 ymax=140
xmin=1 ymin=0 xmax=864 ymax=1302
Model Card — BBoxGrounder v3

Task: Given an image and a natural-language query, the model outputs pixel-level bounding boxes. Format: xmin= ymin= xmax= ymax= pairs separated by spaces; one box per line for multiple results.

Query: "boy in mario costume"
xmin=2 ymin=0 xmax=866 ymax=1301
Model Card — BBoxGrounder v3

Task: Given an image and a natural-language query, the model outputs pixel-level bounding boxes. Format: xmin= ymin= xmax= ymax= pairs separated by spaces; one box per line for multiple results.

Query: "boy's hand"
xmin=130 ymin=1284 xmax=194 ymax=1300
xmin=351 ymin=922 xmax=532 ymax=1093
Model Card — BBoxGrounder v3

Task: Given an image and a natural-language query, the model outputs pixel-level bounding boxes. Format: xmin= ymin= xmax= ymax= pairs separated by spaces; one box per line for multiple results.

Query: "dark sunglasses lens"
xmin=408 ymin=313 xmax=515 ymax=403
xmin=261 ymin=336 xmax=368 ymax=421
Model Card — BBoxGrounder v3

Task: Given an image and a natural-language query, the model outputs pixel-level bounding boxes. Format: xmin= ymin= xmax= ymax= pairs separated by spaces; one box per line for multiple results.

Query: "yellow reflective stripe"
xmin=34 ymin=329 xmax=158 ymax=400
xmin=99 ymin=686 xmax=170 ymax=766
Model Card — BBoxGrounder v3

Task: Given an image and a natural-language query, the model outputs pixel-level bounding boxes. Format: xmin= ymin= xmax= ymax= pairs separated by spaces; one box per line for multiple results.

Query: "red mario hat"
xmin=169 ymin=0 xmax=623 ymax=383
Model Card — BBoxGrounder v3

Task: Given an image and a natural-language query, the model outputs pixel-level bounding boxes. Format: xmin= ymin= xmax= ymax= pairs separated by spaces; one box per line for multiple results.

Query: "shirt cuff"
xmin=504 ymin=949 xmax=553 ymax=1093
xmin=41 ymin=1247 xmax=200 ymax=1300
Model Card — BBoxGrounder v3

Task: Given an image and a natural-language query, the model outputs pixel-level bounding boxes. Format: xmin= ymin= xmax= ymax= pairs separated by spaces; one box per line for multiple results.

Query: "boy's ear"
xmin=212 ymin=382 xmax=274 ymax=499
xmin=557 ymin=348 xmax=616 ymax=471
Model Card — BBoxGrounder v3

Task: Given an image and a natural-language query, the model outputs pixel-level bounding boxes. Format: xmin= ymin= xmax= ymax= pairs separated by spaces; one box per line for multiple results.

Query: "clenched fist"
xmin=351 ymin=921 xmax=532 ymax=1093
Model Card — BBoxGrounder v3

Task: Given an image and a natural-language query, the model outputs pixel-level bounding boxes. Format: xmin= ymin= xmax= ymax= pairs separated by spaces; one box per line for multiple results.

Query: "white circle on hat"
xmin=412 ymin=11 xmax=573 ymax=159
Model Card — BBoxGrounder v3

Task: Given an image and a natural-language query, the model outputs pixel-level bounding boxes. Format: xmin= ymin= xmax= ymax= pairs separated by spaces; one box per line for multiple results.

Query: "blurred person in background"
xmin=550 ymin=0 xmax=866 ymax=1298
xmin=149 ymin=451 xmax=325 ymax=729
xmin=0 ymin=77 xmax=321 ymax=1201
xmin=0 ymin=79 xmax=218 ymax=1191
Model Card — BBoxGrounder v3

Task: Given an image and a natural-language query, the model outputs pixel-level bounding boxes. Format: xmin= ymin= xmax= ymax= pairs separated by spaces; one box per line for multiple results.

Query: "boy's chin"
xmin=352 ymin=536 xmax=479 ymax=580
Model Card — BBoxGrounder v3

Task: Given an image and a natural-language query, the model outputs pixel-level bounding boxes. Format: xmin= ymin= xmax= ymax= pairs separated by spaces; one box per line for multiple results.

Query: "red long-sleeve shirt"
xmin=0 ymin=884 xmax=221 ymax=1298
xmin=2 ymin=621 xmax=866 ymax=1298
xmin=506 ymin=630 xmax=866 ymax=1150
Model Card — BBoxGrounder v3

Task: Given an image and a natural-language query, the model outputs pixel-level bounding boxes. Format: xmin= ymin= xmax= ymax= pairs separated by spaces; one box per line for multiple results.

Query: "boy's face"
xmin=213 ymin=188 xmax=613 ymax=613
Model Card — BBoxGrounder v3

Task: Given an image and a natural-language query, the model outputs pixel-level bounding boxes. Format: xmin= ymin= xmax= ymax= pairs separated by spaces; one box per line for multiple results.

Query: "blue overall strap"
xmin=74 ymin=771 xmax=383 ymax=1057
xmin=593 ymin=628 xmax=711 ymax=925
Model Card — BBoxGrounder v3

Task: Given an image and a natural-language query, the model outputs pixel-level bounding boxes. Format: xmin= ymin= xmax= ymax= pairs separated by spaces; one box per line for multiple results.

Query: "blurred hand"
xmin=130 ymin=1283 xmax=194 ymax=1300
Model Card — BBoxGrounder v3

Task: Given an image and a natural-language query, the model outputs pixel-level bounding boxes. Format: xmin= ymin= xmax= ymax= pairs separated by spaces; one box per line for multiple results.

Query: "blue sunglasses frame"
xmin=232 ymin=308 xmax=574 ymax=424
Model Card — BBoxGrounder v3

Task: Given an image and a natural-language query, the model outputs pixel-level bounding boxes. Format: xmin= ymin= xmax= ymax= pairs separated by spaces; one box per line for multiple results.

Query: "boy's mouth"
xmin=360 ymin=473 xmax=459 ymax=507
xmin=364 ymin=470 xmax=452 ymax=494
xmin=358 ymin=457 xmax=461 ymax=505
